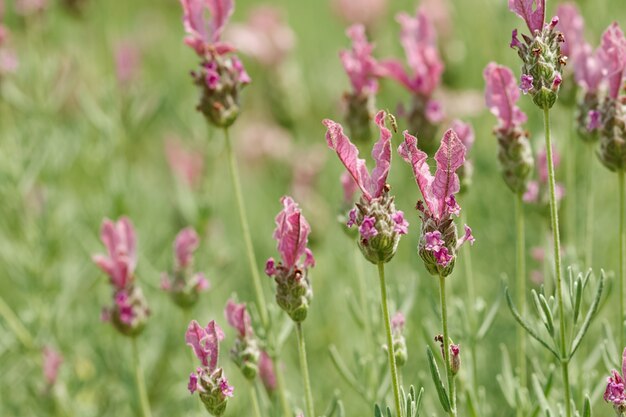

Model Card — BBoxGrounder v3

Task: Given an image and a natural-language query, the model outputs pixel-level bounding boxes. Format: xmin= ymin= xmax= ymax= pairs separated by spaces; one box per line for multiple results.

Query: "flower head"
xmin=186 ymin=320 xmax=224 ymax=370
xmin=92 ymin=217 xmax=137 ymax=290
xmin=42 ymin=346 xmax=63 ymax=387
xmin=181 ymin=0 xmax=235 ymax=56
xmin=599 ymin=22 xmax=626 ymax=100
xmin=224 ymin=300 xmax=253 ymax=339
xmin=272 ymin=196 xmax=314 ymax=270
xmin=508 ymin=0 xmax=545 ymax=34
xmin=483 ymin=63 xmax=528 ymax=131
xmin=340 ymin=24 xmax=381 ymax=95
xmin=604 ymin=347 xmax=626 ymax=412
xmin=224 ymin=300 xmax=259 ymax=379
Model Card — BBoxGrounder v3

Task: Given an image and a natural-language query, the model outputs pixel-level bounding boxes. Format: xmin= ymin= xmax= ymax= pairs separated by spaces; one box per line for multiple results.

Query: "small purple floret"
xmin=520 ymin=74 xmax=534 ymax=94
xmin=359 ymin=216 xmax=378 ymax=240
xmin=392 ymin=211 xmax=409 ymax=235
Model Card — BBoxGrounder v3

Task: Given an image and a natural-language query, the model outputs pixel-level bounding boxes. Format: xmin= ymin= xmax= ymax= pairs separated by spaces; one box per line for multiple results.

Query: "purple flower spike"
xmin=392 ymin=211 xmax=409 ymax=235
xmin=508 ymin=0 xmax=545 ymax=34
xmin=359 ymin=216 xmax=378 ymax=240
xmin=92 ymin=217 xmax=137 ymax=291
xmin=272 ymin=196 xmax=313 ymax=270
xmin=604 ymin=347 xmax=626 ymax=408
xmin=520 ymin=74 xmax=534 ymax=94
xmin=186 ymin=320 xmax=224 ymax=370
xmin=181 ymin=0 xmax=235 ymax=56
xmin=175 ymin=227 xmax=200 ymax=269
xmin=224 ymin=300 xmax=253 ymax=338
xmin=340 ymin=24 xmax=381 ymax=95
xmin=483 ymin=63 xmax=527 ymax=131
xmin=599 ymin=22 xmax=626 ymax=99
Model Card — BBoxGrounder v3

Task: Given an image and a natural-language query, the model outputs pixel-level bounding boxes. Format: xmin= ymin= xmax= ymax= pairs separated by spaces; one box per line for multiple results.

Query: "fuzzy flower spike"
xmin=92 ymin=217 xmax=150 ymax=337
xmin=509 ymin=0 xmax=565 ymax=109
xmin=597 ymin=22 xmax=626 ymax=172
xmin=484 ymin=62 xmax=535 ymax=194
xmin=180 ymin=0 xmax=250 ymax=127
xmin=340 ymin=24 xmax=383 ymax=144
xmin=398 ymin=129 xmax=474 ymax=277
xmin=161 ymin=227 xmax=210 ymax=309
xmin=224 ymin=300 xmax=260 ymax=380
xmin=604 ymin=347 xmax=626 ymax=415
xmin=186 ymin=320 xmax=233 ymax=416
xmin=380 ymin=8 xmax=444 ymax=153
xmin=324 ymin=110 xmax=409 ymax=264
xmin=265 ymin=196 xmax=315 ymax=322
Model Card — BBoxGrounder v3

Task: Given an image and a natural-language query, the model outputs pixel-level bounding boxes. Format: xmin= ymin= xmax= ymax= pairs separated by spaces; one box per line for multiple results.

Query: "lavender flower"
xmin=92 ymin=217 xmax=150 ymax=336
xmin=450 ymin=119 xmax=475 ymax=193
xmin=258 ymin=351 xmax=277 ymax=394
xmin=224 ymin=300 xmax=260 ymax=380
xmin=265 ymin=196 xmax=315 ymax=322
xmin=161 ymin=227 xmax=210 ymax=309
xmin=398 ymin=129 xmax=474 ymax=277
xmin=604 ymin=348 xmax=626 ymax=414
xmin=42 ymin=346 xmax=63 ymax=388
xmin=180 ymin=0 xmax=250 ymax=127
xmin=484 ymin=62 xmax=535 ymax=194
xmin=186 ymin=320 xmax=233 ymax=416
xmin=324 ymin=110 xmax=408 ymax=264
xmin=509 ymin=0 xmax=565 ymax=109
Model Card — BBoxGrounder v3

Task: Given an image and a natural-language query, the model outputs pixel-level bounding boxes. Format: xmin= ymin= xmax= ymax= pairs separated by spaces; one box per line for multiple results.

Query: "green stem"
xmin=250 ymin=383 xmax=263 ymax=417
xmin=461 ymin=211 xmax=478 ymax=392
xmin=272 ymin=353 xmax=292 ymax=417
xmin=585 ymin=144 xmax=595 ymax=270
xmin=132 ymin=338 xmax=152 ymax=417
xmin=377 ymin=262 xmax=403 ymax=417
xmin=438 ymin=274 xmax=457 ymax=417
xmin=543 ymin=106 xmax=570 ymax=417
xmin=296 ymin=323 xmax=315 ymax=417
xmin=566 ymin=109 xmax=576 ymax=250
xmin=617 ymin=171 xmax=626 ymax=349
xmin=0 ymin=296 xmax=35 ymax=350
xmin=515 ymin=193 xmax=527 ymax=398
xmin=223 ymin=128 xmax=269 ymax=328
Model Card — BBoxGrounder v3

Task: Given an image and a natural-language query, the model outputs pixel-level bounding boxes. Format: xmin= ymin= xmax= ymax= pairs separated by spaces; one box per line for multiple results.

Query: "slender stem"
xmin=295 ymin=323 xmax=315 ymax=417
xmin=250 ymin=383 xmax=263 ymax=417
xmin=543 ymin=106 xmax=570 ymax=417
xmin=438 ymin=274 xmax=457 ymax=417
xmin=0 ymin=296 xmax=35 ymax=350
xmin=132 ymin=338 xmax=152 ymax=417
xmin=377 ymin=262 xmax=403 ymax=417
xmin=223 ymin=128 xmax=269 ymax=328
xmin=461 ymin=211 xmax=478 ymax=391
xmin=566 ymin=109 xmax=576 ymax=250
xmin=585 ymin=144 xmax=595 ymax=270
xmin=355 ymin=247 xmax=377 ymax=396
xmin=272 ymin=353 xmax=292 ymax=417
xmin=617 ymin=171 xmax=626 ymax=348
xmin=515 ymin=193 xmax=527 ymax=396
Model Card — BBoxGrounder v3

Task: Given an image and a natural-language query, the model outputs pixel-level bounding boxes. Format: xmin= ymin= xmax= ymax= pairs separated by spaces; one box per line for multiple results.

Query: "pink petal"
xmin=573 ymin=43 xmax=604 ymax=93
xmin=259 ymin=351 xmax=277 ymax=393
xmin=175 ymin=227 xmax=200 ymax=269
xmin=225 ymin=300 xmax=253 ymax=338
xmin=369 ymin=111 xmax=392 ymax=198
xmin=188 ymin=372 xmax=198 ymax=394
xmin=599 ymin=22 xmax=626 ymax=99
xmin=425 ymin=99 xmax=444 ymax=123
xmin=181 ymin=0 xmax=210 ymax=50
xmin=621 ymin=347 xmax=626 ymax=381
xmin=450 ymin=119 xmax=474 ymax=151
xmin=207 ymin=0 xmax=234 ymax=44
xmin=340 ymin=24 xmax=380 ymax=94
xmin=483 ymin=62 xmax=527 ymax=130
xmin=42 ymin=346 xmax=63 ymax=386
xmin=272 ymin=196 xmax=311 ymax=269
xmin=323 ymin=118 xmax=372 ymax=200
xmin=378 ymin=59 xmax=415 ymax=92
xmin=555 ymin=3 xmax=584 ymax=58
xmin=398 ymin=131 xmax=437 ymax=215
xmin=341 ymin=172 xmax=359 ymax=204
xmin=508 ymin=0 xmax=545 ymax=33
xmin=432 ymin=129 xmax=466 ymax=218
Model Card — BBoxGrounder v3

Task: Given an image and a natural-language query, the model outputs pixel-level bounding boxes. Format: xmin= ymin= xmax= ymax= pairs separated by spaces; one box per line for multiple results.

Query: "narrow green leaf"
xmin=582 ymin=395 xmax=591 ymax=417
xmin=505 ymin=287 xmax=560 ymax=360
xmin=569 ymin=272 xmax=604 ymax=359
xmin=374 ymin=404 xmax=382 ymax=417
xmin=328 ymin=345 xmax=368 ymax=399
xmin=346 ymin=289 xmax=365 ymax=329
xmin=538 ymin=293 xmax=555 ymax=336
xmin=531 ymin=374 xmax=553 ymax=416
xmin=386 ymin=406 xmax=392 ymax=417
xmin=477 ymin=294 xmax=501 ymax=340
xmin=426 ymin=346 xmax=451 ymax=412
xmin=415 ymin=387 xmax=424 ymax=417
xmin=573 ymin=277 xmax=583 ymax=324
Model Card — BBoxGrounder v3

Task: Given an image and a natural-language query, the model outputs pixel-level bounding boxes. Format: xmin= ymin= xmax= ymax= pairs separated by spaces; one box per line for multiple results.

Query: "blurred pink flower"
xmin=483 ymin=62 xmax=527 ymax=131
xmin=450 ymin=120 xmax=474 ymax=152
xmin=573 ymin=43 xmax=604 ymax=93
xmin=224 ymin=300 xmax=254 ymax=338
xmin=340 ymin=24 xmax=381 ymax=95
xmin=0 ymin=48 xmax=18 ymax=75
xmin=92 ymin=217 xmax=137 ymax=290
xmin=258 ymin=351 xmax=276 ymax=393
xmin=164 ymin=137 xmax=204 ymax=189
xmin=604 ymin=348 xmax=626 ymax=407
xmin=341 ymin=171 xmax=358 ymax=204
xmin=115 ymin=42 xmax=140 ymax=87
xmin=15 ymin=0 xmax=47 ymax=15
xmin=555 ymin=3 xmax=584 ymax=59
xmin=599 ymin=22 xmax=626 ymax=99
xmin=269 ymin=196 xmax=314 ymax=270
xmin=508 ymin=0 xmax=545 ymax=34
xmin=180 ymin=0 xmax=235 ymax=56
xmin=421 ymin=0 xmax=452 ymax=39
xmin=331 ymin=0 xmax=387 ymax=28
xmin=236 ymin=120 xmax=292 ymax=165
xmin=42 ymin=346 xmax=63 ymax=386
xmin=175 ymin=227 xmax=199 ymax=269
xmin=391 ymin=311 xmax=405 ymax=331
xmin=226 ymin=6 xmax=295 ymax=67
xmin=186 ymin=320 xmax=224 ymax=369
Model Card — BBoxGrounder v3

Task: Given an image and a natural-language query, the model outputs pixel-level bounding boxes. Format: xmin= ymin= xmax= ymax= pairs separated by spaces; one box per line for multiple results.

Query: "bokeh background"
xmin=0 ymin=0 xmax=625 ymax=415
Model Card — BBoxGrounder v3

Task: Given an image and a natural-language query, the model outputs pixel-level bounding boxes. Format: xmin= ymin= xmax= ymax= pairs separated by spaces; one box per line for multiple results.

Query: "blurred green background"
xmin=0 ymin=0 xmax=625 ymax=415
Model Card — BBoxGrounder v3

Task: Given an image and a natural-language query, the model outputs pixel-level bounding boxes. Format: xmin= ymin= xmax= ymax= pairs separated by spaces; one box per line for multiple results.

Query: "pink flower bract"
xmin=92 ymin=217 xmax=137 ymax=290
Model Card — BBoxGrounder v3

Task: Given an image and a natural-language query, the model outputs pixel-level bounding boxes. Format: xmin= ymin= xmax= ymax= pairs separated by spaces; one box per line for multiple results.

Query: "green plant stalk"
xmin=0 ymin=296 xmax=35 ymax=350
xmin=585 ymin=143 xmax=595 ymax=270
xmin=223 ymin=128 xmax=291 ymax=417
xmin=566 ymin=109 xmax=576 ymax=250
xmin=439 ymin=274 xmax=457 ymax=417
xmin=461 ymin=211 xmax=479 ymax=392
xmin=132 ymin=338 xmax=153 ymax=417
xmin=542 ymin=107 xmax=571 ymax=417
xmin=355 ymin=247 xmax=376 ymax=394
xmin=272 ymin=354 xmax=292 ymax=417
xmin=250 ymin=383 xmax=262 ymax=417
xmin=296 ymin=323 xmax=315 ymax=417
xmin=515 ymin=193 xmax=527 ymax=401
xmin=223 ymin=128 xmax=269 ymax=328
xmin=617 ymin=171 xmax=626 ymax=346
xmin=377 ymin=262 xmax=403 ymax=417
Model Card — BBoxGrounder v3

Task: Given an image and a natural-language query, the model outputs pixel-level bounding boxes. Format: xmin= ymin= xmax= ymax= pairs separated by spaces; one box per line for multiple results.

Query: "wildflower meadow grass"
xmin=1 ymin=0 xmax=626 ymax=416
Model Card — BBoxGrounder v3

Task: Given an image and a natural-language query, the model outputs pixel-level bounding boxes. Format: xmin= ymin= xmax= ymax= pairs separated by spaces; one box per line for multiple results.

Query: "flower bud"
xmin=391 ymin=312 xmax=407 ymax=367
xmin=495 ymin=126 xmax=534 ymax=195
xmin=598 ymin=97 xmax=626 ymax=172
xmin=230 ymin=337 xmax=260 ymax=380
xmin=269 ymin=265 xmax=313 ymax=323
xmin=450 ymin=344 xmax=461 ymax=376
xmin=106 ymin=286 xmax=150 ymax=337
xmin=196 ymin=367 xmax=233 ymax=416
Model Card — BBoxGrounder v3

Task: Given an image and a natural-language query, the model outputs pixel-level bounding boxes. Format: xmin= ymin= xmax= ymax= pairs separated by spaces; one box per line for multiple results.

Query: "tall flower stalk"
xmin=483 ymin=62 xmax=533 ymax=397
xmin=398 ymin=129 xmax=474 ymax=417
xmin=324 ymin=111 xmax=408 ymax=417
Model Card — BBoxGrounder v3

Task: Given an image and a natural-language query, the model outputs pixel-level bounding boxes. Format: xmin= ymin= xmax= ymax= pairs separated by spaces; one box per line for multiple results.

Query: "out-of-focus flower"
xmin=0 ymin=48 xmax=18 ymax=75
xmin=186 ymin=320 xmax=233 ymax=416
xmin=390 ymin=311 xmax=407 ymax=366
xmin=226 ymin=6 xmax=295 ymax=68
xmin=484 ymin=62 xmax=534 ymax=195
xmin=236 ymin=120 xmax=293 ymax=165
xmin=598 ymin=23 xmax=626 ymax=101
xmin=604 ymin=347 xmax=626 ymax=414
xmin=331 ymin=0 xmax=387 ymax=28
xmin=15 ymin=0 xmax=47 ymax=16
xmin=114 ymin=42 xmax=140 ymax=87
xmin=398 ymin=129 xmax=473 ymax=277
xmin=554 ymin=3 xmax=584 ymax=59
xmin=164 ymin=136 xmax=204 ymax=189
xmin=291 ymin=145 xmax=326 ymax=202
xmin=258 ymin=351 xmax=276 ymax=394
xmin=42 ymin=346 xmax=63 ymax=387
xmin=162 ymin=227 xmax=209 ymax=309
xmin=225 ymin=300 xmax=259 ymax=379
xmin=265 ymin=196 xmax=315 ymax=322
xmin=450 ymin=119 xmax=475 ymax=193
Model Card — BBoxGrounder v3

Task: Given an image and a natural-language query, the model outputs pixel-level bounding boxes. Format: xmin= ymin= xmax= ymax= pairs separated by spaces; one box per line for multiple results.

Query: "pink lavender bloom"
xmin=425 ymin=99 xmax=444 ymax=123
xmin=225 ymin=300 xmax=260 ymax=379
xmin=266 ymin=196 xmax=315 ymax=322
xmin=451 ymin=120 xmax=474 ymax=152
xmin=450 ymin=343 xmax=461 ymax=375
xmin=520 ymin=74 xmax=534 ymax=94
xmin=226 ymin=6 xmax=295 ymax=68
xmin=92 ymin=217 xmax=137 ymax=290
xmin=399 ymin=129 xmax=472 ymax=275
xmin=224 ymin=300 xmax=253 ymax=338
xmin=258 ymin=351 xmax=276 ymax=394
xmin=392 ymin=211 xmax=409 ymax=235
xmin=341 ymin=171 xmax=358 ymax=205
xmin=484 ymin=63 xmax=528 ymax=131
xmin=599 ymin=23 xmax=626 ymax=100
xmin=554 ymin=3 xmax=584 ymax=58
xmin=508 ymin=0 xmax=544 ymax=34
xmin=42 ymin=346 xmax=63 ymax=387
xmin=114 ymin=42 xmax=140 ymax=87
xmin=175 ymin=227 xmax=199 ymax=269
xmin=390 ymin=311 xmax=407 ymax=366
xmin=604 ymin=347 xmax=626 ymax=412
xmin=181 ymin=0 xmax=235 ymax=56
xmin=391 ymin=311 xmax=405 ymax=331
xmin=15 ymin=0 xmax=47 ymax=15
xmin=573 ymin=43 xmax=604 ymax=94
xmin=524 ymin=146 xmax=565 ymax=205
xmin=523 ymin=181 xmax=539 ymax=203
xmin=331 ymin=0 xmax=387 ymax=28
xmin=340 ymin=24 xmax=381 ymax=96
xmin=164 ymin=137 xmax=204 ymax=189
xmin=187 ymin=320 xmax=224 ymax=372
